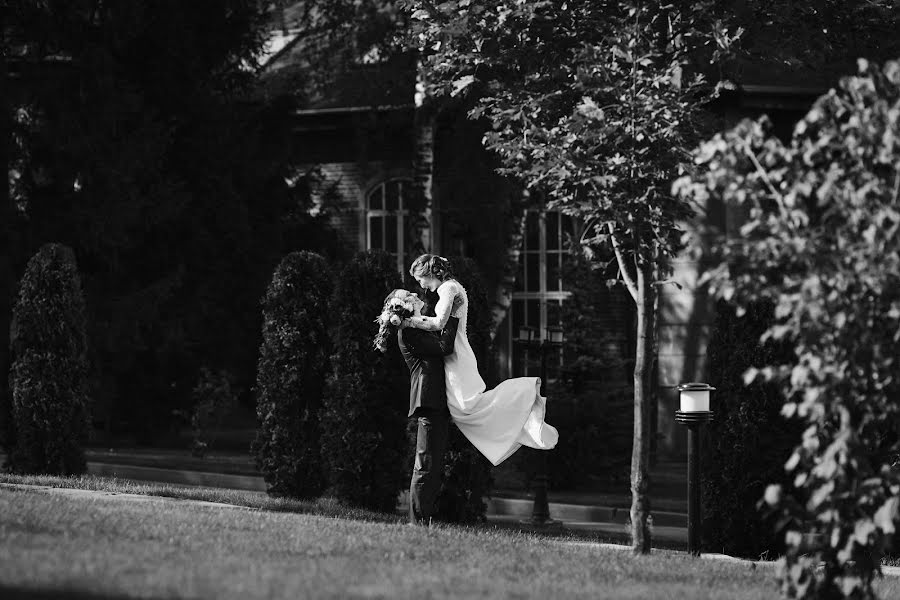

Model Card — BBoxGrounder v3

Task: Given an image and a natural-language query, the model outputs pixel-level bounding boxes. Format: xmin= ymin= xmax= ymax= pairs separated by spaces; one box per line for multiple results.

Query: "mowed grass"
xmin=1 ymin=482 xmax=898 ymax=599
xmin=0 ymin=474 xmax=645 ymax=547
xmin=0 ymin=473 xmax=394 ymax=523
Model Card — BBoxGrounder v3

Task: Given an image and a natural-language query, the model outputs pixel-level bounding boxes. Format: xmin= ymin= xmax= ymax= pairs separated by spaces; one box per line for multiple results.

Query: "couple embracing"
xmin=374 ymin=254 xmax=559 ymax=525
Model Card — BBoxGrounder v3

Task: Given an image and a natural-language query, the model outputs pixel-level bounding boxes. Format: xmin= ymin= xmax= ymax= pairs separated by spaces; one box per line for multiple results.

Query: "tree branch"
xmin=609 ymin=222 xmax=639 ymax=301
xmin=892 ymin=170 xmax=900 ymax=204
xmin=741 ymin=139 xmax=794 ymax=225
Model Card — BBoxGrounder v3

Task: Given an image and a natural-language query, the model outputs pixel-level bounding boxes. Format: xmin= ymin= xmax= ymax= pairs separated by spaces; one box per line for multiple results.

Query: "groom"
xmin=398 ymin=291 xmax=459 ymax=525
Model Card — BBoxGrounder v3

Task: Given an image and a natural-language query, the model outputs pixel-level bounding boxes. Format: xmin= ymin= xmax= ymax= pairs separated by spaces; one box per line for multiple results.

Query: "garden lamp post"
xmin=675 ymin=382 xmax=715 ymax=556
xmin=514 ymin=325 xmax=563 ymax=528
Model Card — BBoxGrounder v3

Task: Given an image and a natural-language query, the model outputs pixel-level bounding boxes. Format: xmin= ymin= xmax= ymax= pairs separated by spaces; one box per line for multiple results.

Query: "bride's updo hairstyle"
xmin=409 ymin=254 xmax=454 ymax=282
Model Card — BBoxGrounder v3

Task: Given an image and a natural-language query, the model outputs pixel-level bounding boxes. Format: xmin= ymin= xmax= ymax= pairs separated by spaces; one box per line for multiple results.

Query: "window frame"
xmin=365 ymin=178 xmax=411 ymax=273
xmin=507 ymin=210 xmax=578 ymax=377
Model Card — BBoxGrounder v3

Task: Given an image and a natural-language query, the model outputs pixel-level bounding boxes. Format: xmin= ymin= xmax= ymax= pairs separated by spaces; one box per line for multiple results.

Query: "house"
xmin=258 ymin=7 xmax=828 ymax=463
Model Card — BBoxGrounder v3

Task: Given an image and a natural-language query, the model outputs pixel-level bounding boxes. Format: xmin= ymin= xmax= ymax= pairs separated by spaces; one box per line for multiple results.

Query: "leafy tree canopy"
xmin=400 ymin=0 xmax=741 ymax=552
xmin=675 ymin=57 xmax=900 ymax=599
xmin=399 ymin=1 xmax=743 ymax=288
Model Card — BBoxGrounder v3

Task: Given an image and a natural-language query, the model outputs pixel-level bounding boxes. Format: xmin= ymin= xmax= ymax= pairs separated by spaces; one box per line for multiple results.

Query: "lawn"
xmin=1 ymin=482 xmax=898 ymax=599
xmin=0 ymin=473 xmax=392 ymax=523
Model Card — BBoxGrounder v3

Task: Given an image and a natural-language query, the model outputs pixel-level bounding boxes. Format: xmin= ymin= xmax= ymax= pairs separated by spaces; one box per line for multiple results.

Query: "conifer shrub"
xmin=319 ymin=251 xmax=409 ymax=512
xmin=7 ymin=243 xmax=90 ymax=475
xmin=702 ymin=300 xmax=798 ymax=558
xmin=252 ymin=251 xmax=332 ymax=498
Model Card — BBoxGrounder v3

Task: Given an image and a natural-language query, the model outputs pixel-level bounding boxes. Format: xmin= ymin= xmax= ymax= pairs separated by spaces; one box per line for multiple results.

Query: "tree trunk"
xmin=410 ymin=107 xmax=435 ymax=263
xmin=630 ymin=260 xmax=656 ymax=554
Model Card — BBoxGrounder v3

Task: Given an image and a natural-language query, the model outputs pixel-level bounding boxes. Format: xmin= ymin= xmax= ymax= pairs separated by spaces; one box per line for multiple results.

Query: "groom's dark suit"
xmin=398 ymin=315 xmax=459 ymax=524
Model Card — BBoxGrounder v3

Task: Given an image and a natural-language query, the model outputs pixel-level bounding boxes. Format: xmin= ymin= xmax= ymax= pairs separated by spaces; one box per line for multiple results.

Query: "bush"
xmin=533 ymin=247 xmax=633 ymax=489
xmin=187 ymin=367 xmax=240 ymax=458
xmin=434 ymin=428 xmax=494 ymax=523
xmin=412 ymin=256 xmax=494 ymax=523
xmin=6 ymin=243 xmax=90 ymax=475
xmin=701 ymin=300 xmax=798 ymax=558
xmin=319 ymin=251 xmax=409 ymax=512
xmin=679 ymin=59 xmax=900 ymax=597
xmin=537 ymin=381 xmax=632 ymax=490
xmin=252 ymin=251 xmax=332 ymax=498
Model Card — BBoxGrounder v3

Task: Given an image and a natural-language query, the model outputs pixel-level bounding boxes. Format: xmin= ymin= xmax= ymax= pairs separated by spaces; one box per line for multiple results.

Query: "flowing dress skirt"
xmin=448 ymin=376 xmax=559 ymax=466
xmin=445 ymin=319 xmax=558 ymax=466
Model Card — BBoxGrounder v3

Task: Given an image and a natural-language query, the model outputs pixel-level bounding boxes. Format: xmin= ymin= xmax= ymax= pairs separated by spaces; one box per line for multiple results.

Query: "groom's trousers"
xmin=409 ymin=408 xmax=450 ymax=524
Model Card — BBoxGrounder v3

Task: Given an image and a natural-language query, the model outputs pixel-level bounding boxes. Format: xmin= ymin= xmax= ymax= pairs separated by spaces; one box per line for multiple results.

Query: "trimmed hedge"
xmin=701 ymin=300 xmax=799 ymax=558
xmin=252 ymin=251 xmax=332 ymax=498
xmin=7 ymin=243 xmax=90 ymax=475
xmin=319 ymin=251 xmax=409 ymax=512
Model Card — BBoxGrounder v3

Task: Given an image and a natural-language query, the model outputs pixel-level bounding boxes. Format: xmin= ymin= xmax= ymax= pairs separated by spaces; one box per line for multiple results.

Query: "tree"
xmin=319 ymin=251 xmax=409 ymax=512
xmin=7 ymin=243 xmax=90 ymax=475
xmin=722 ymin=1 xmax=900 ymax=80
xmin=400 ymin=0 xmax=739 ymax=553
xmin=3 ymin=1 xmax=342 ymax=438
xmin=675 ymin=58 xmax=900 ymax=599
xmin=253 ymin=251 xmax=332 ymax=499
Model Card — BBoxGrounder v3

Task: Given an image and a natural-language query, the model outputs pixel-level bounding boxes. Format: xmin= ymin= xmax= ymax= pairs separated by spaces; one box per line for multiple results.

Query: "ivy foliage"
xmin=676 ymin=58 xmax=900 ymax=598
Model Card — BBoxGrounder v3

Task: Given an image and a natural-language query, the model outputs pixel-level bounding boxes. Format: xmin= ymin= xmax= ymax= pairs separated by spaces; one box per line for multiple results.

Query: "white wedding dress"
xmin=422 ymin=280 xmax=559 ymax=466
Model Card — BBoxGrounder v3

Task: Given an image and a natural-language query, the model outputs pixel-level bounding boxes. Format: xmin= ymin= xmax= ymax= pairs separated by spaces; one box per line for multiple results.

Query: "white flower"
xmin=389 ymin=314 xmax=402 ymax=326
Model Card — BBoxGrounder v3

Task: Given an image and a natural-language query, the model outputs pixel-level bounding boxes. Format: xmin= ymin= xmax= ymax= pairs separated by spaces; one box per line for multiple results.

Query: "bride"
xmin=402 ymin=254 xmax=558 ymax=466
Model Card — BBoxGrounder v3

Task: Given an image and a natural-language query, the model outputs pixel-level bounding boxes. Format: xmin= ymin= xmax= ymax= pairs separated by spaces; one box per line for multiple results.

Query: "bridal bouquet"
xmin=379 ymin=296 xmax=415 ymax=327
xmin=373 ymin=293 xmax=416 ymax=353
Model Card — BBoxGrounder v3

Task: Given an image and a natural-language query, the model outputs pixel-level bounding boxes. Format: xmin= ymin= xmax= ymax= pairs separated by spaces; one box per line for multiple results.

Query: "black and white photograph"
xmin=2 ymin=1 xmax=900 ymax=598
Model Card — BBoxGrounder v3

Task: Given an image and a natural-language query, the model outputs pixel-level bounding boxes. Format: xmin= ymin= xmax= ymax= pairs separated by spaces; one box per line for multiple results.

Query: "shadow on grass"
xmin=0 ymin=473 xmax=690 ymax=552
xmin=0 ymin=584 xmax=163 ymax=600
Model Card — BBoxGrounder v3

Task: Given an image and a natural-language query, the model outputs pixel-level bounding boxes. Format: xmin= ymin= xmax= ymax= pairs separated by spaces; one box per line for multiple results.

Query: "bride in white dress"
xmin=404 ymin=255 xmax=558 ymax=466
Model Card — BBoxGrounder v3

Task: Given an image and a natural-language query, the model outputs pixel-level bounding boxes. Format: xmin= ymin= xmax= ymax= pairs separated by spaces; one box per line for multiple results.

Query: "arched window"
xmin=366 ymin=179 xmax=411 ymax=272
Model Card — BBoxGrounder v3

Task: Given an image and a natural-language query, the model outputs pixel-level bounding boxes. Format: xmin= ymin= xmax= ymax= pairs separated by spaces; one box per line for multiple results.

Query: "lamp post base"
xmin=675 ymin=411 xmax=713 ymax=557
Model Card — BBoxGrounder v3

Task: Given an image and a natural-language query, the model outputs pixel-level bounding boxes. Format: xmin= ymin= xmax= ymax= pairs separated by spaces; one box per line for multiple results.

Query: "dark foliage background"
xmin=6 ymin=243 xmax=90 ymax=475
xmin=533 ymin=249 xmax=633 ymax=490
xmin=2 ymin=1 xmax=343 ymax=444
xmin=319 ymin=251 xmax=409 ymax=512
xmin=252 ymin=251 xmax=332 ymax=499
xmin=701 ymin=300 xmax=798 ymax=558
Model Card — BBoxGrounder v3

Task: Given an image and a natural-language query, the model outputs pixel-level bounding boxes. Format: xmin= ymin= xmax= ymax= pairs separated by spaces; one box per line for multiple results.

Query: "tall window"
xmin=367 ymin=179 xmax=410 ymax=272
xmin=509 ymin=211 xmax=578 ymax=377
